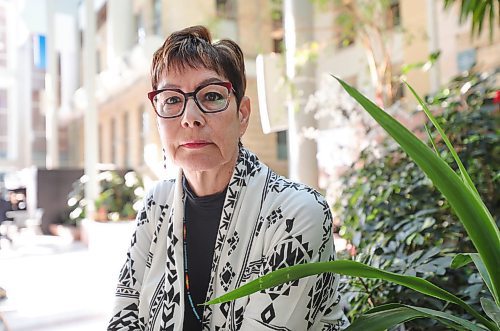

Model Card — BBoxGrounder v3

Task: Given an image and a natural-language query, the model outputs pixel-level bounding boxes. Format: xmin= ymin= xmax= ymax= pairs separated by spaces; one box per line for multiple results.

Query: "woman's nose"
xmin=181 ymin=97 xmax=205 ymax=128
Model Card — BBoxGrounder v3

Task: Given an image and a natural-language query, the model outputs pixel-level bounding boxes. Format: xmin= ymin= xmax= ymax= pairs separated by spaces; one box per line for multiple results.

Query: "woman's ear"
xmin=238 ymin=96 xmax=251 ymax=135
xmin=238 ymin=96 xmax=251 ymax=123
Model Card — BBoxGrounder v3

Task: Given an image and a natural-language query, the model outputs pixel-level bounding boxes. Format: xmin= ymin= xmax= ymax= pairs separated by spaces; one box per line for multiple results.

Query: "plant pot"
xmin=80 ymin=218 xmax=136 ymax=259
xmin=48 ymin=224 xmax=81 ymax=242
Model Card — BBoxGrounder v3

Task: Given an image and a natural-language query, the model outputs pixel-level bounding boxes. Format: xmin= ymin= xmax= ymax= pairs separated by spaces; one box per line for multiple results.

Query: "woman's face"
xmin=156 ymin=66 xmax=251 ymax=173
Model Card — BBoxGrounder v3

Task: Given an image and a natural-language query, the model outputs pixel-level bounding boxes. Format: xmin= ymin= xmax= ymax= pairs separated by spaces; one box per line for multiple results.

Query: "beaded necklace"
xmin=183 ymin=218 xmax=203 ymax=323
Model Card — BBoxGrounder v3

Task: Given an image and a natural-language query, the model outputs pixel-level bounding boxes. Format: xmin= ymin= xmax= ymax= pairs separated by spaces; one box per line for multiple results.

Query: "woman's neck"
xmin=183 ymin=154 xmax=237 ymax=197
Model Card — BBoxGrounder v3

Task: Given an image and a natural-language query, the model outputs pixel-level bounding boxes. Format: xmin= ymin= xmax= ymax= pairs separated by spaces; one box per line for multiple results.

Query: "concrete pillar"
xmin=107 ymin=0 xmax=133 ymax=67
xmin=15 ymin=21 xmax=32 ymax=168
xmin=283 ymin=0 xmax=319 ymax=189
xmin=427 ymin=0 xmax=441 ymax=92
xmin=57 ymin=14 xmax=78 ymax=116
xmin=84 ymin=0 xmax=99 ymax=219
xmin=45 ymin=0 xmax=59 ymax=169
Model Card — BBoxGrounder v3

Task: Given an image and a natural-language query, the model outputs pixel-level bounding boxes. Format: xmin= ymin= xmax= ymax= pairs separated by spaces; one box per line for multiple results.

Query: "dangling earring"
xmin=162 ymin=148 xmax=167 ymax=169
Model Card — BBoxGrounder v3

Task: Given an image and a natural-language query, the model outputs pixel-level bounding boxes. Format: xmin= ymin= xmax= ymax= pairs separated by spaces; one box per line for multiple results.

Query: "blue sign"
xmin=33 ymin=34 xmax=46 ymax=70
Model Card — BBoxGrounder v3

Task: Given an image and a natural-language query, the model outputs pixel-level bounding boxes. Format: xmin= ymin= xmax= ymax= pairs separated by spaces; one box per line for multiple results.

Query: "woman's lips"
xmin=181 ymin=141 xmax=211 ymax=149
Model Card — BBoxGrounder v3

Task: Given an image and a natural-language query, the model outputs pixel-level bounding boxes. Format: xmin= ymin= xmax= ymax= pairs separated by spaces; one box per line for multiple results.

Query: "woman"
xmin=108 ymin=26 xmax=347 ymax=331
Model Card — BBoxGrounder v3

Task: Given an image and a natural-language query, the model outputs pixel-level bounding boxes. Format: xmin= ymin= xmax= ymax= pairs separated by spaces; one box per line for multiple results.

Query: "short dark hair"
xmin=151 ymin=25 xmax=246 ymax=107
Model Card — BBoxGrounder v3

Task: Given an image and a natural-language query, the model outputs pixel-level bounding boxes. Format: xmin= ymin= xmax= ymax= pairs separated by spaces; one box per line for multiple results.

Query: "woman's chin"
xmin=175 ymin=154 xmax=222 ymax=172
xmin=173 ymin=145 xmax=238 ymax=173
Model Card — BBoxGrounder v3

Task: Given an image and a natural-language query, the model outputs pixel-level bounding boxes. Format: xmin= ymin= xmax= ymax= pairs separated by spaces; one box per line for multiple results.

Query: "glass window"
xmin=135 ymin=13 xmax=146 ymax=43
xmin=216 ymin=0 xmax=236 ymax=19
xmin=0 ymin=8 xmax=5 ymax=24
xmin=277 ymin=130 xmax=288 ymax=160
xmin=124 ymin=112 xmax=131 ymax=167
xmin=111 ymin=118 xmax=117 ymax=165
xmin=389 ymin=0 xmax=401 ymax=27
xmin=0 ymin=113 xmax=7 ymax=135
xmin=31 ymin=90 xmax=46 ymax=164
xmin=0 ymin=89 xmax=7 ymax=159
xmin=153 ymin=0 xmax=162 ymax=35
xmin=0 ymin=26 xmax=6 ymax=67
xmin=97 ymin=5 xmax=107 ymax=30
xmin=0 ymin=89 xmax=6 ymax=108
xmin=139 ymin=105 xmax=149 ymax=165
xmin=0 ymin=140 xmax=7 ymax=159
xmin=272 ymin=37 xmax=283 ymax=53
xmin=99 ymin=124 xmax=103 ymax=163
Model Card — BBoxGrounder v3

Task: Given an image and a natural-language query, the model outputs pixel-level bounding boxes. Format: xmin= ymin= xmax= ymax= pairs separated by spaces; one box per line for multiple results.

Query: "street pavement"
xmin=0 ymin=227 xmax=348 ymax=331
xmin=0 ymin=231 xmax=127 ymax=331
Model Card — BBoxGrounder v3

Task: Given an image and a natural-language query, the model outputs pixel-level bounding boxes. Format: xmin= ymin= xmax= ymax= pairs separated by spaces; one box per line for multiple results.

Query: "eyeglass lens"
xmin=154 ymin=84 xmax=230 ymax=117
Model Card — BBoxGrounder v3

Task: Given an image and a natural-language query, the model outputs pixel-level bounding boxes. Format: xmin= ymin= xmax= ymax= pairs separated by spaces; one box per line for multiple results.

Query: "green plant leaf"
xmin=471 ymin=254 xmax=497 ymax=306
xmin=424 ymin=123 xmax=439 ymax=155
xmin=204 ymin=260 xmax=496 ymax=330
xmin=481 ymin=298 xmax=500 ymax=327
xmin=451 ymin=253 xmax=474 ymax=269
xmin=451 ymin=253 xmax=496 ymax=306
xmin=443 ymin=0 xmax=497 ymax=41
xmin=404 ymin=81 xmax=481 ymax=199
xmin=346 ymin=303 xmax=488 ymax=331
xmin=334 ymin=76 xmax=500 ymax=305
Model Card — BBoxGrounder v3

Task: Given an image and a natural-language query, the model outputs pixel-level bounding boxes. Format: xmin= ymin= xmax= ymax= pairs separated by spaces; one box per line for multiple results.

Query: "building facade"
xmin=70 ymin=0 xmax=288 ymax=184
xmin=1 ymin=0 xmax=498 ymax=192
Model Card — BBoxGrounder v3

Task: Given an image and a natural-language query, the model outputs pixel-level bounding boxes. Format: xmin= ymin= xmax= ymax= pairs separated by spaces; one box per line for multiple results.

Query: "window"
xmin=31 ymin=90 xmax=46 ymax=164
xmin=389 ymin=0 xmax=401 ymax=28
xmin=216 ymin=0 xmax=236 ymax=19
xmin=135 ymin=13 xmax=146 ymax=44
xmin=0 ymin=7 xmax=7 ymax=67
xmin=270 ymin=0 xmax=283 ymax=53
xmin=124 ymin=112 xmax=131 ymax=167
xmin=152 ymin=0 xmax=162 ymax=35
xmin=337 ymin=35 xmax=354 ymax=48
xmin=139 ymin=105 xmax=149 ymax=165
xmin=96 ymin=49 xmax=101 ymax=73
xmin=0 ymin=89 xmax=7 ymax=159
xmin=0 ymin=89 xmax=6 ymax=108
xmin=96 ymin=5 xmax=107 ymax=30
xmin=111 ymin=118 xmax=117 ymax=165
xmin=335 ymin=18 xmax=355 ymax=49
xmin=272 ymin=37 xmax=283 ymax=53
xmin=277 ymin=130 xmax=288 ymax=160
xmin=99 ymin=124 xmax=103 ymax=163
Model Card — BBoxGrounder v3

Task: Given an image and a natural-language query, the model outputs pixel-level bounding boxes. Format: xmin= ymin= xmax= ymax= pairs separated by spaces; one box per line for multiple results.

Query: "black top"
xmin=182 ymin=178 xmax=227 ymax=331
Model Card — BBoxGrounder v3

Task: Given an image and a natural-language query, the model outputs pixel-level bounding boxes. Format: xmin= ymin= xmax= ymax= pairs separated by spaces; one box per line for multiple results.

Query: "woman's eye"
xmin=165 ymin=96 xmax=182 ymax=104
xmin=204 ymin=92 xmax=224 ymax=101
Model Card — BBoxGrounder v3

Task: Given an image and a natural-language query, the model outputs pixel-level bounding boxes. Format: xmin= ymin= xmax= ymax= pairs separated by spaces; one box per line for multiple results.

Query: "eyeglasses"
xmin=147 ymin=82 xmax=234 ymax=119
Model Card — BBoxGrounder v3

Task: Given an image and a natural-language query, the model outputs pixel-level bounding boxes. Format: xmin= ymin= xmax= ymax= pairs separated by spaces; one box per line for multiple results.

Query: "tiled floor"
xmin=0 ymin=232 xmax=127 ymax=331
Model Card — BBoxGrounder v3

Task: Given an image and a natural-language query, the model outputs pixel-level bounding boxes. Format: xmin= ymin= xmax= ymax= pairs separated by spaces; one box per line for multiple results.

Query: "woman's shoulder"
xmin=266 ymin=171 xmax=327 ymax=206
xmin=144 ymin=178 xmax=177 ymax=206
xmin=258 ymin=171 xmax=333 ymax=249
xmin=257 ymin=170 xmax=331 ymax=224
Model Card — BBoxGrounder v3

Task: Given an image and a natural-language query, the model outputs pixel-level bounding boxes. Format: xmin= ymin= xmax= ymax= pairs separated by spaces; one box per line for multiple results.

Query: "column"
xmin=84 ymin=0 xmax=98 ymax=219
xmin=45 ymin=0 xmax=59 ymax=168
xmin=107 ymin=0 xmax=133 ymax=68
xmin=283 ymin=0 xmax=319 ymax=189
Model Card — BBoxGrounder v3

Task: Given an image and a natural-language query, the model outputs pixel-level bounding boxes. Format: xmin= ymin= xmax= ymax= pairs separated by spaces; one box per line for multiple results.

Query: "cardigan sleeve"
xmin=239 ymin=189 xmax=349 ymax=330
xmin=107 ymin=192 xmax=156 ymax=331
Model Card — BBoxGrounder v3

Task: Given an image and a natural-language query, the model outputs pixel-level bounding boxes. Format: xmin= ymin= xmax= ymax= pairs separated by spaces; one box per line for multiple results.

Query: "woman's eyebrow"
xmin=158 ymin=77 xmax=224 ymax=90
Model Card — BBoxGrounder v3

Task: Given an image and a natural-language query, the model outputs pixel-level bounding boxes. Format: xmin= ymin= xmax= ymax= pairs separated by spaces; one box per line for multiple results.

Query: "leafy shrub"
xmin=206 ymin=74 xmax=499 ymax=331
xmin=335 ymin=70 xmax=499 ymax=329
xmin=63 ymin=170 xmax=145 ymax=224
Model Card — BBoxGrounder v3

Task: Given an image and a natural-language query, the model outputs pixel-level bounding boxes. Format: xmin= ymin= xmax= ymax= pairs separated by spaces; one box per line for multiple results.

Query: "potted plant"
xmin=93 ymin=170 xmax=144 ymax=222
xmin=63 ymin=170 xmax=144 ymax=253
xmin=205 ymin=78 xmax=500 ymax=330
xmin=85 ymin=171 xmax=144 ymax=251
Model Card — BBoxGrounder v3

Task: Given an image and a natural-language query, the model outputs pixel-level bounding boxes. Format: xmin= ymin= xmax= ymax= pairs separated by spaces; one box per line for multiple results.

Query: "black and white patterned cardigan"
xmin=108 ymin=148 xmax=348 ymax=330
